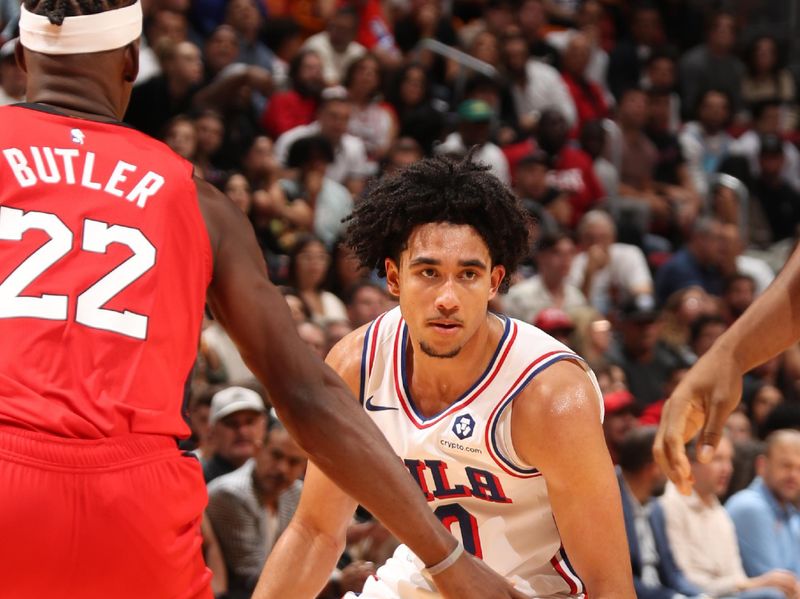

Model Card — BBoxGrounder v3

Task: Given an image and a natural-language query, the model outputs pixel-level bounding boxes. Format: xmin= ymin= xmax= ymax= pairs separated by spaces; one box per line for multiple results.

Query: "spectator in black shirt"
xmin=125 ymin=40 xmax=204 ymax=137
xmin=608 ymin=3 xmax=663 ymax=101
xmin=518 ymin=0 xmax=560 ymax=66
xmin=752 ymin=134 xmax=800 ymax=244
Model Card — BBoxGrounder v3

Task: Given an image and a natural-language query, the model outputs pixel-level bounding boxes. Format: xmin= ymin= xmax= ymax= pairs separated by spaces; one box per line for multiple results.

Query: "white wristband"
xmin=424 ymin=542 xmax=464 ymax=577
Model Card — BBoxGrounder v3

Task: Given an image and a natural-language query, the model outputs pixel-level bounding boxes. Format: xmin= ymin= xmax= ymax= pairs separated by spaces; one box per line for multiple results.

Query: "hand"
xmin=752 ymin=570 xmax=799 ymax=598
xmin=431 ymin=552 xmax=529 ymax=599
xmin=654 ymin=344 xmax=743 ymax=494
xmin=246 ymin=66 xmax=273 ymax=96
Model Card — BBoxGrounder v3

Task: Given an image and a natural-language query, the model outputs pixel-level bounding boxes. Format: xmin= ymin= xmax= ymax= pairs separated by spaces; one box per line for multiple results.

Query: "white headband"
xmin=20 ymin=0 xmax=142 ymax=55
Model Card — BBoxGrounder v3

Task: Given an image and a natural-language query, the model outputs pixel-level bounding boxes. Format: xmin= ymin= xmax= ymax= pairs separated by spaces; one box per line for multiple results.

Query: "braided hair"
xmin=24 ymin=0 xmax=134 ymax=27
xmin=345 ymin=153 xmax=530 ymax=293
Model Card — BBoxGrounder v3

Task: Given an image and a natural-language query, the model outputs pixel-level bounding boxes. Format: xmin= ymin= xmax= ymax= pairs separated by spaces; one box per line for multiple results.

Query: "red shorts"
xmin=0 ymin=426 xmax=213 ymax=599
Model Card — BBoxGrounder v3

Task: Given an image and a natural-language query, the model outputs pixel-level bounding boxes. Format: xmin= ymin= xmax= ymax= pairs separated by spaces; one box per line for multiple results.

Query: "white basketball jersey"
xmin=356 ymin=307 xmax=604 ymax=598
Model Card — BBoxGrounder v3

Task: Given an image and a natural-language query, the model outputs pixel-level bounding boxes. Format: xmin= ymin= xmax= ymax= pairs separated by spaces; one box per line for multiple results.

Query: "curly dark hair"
xmin=344 ymin=153 xmax=530 ymax=292
xmin=24 ymin=0 xmax=135 ymax=26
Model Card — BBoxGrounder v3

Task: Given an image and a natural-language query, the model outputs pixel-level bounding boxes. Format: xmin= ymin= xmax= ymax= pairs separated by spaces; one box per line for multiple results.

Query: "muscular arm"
xmin=656 ymin=244 xmax=800 ymax=492
xmin=252 ymin=330 xmax=364 ymax=598
xmin=197 ymin=179 xmax=458 ymax=567
xmin=512 ymin=360 xmax=634 ymax=599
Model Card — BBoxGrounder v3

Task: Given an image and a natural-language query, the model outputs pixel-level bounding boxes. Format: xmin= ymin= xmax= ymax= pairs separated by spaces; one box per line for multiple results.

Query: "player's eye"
xmin=462 ymin=270 xmax=478 ymax=280
xmin=420 ymin=269 xmax=436 ymax=278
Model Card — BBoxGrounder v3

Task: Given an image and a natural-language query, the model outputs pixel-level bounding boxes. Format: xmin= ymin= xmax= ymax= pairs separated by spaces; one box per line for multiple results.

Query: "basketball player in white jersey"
xmin=252 ymin=156 xmax=634 ymax=599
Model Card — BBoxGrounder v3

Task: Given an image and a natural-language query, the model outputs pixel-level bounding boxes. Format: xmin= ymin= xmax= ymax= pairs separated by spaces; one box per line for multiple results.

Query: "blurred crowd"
xmin=3 ymin=0 xmax=800 ymax=598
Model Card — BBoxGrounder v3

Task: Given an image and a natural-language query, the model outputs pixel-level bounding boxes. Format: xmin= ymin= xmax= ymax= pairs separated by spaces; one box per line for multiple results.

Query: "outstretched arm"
xmin=655 ymin=244 xmax=800 ymax=493
xmin=513 ymin=360 xmax=635 ymax=599
xmin=197 ymin=181 xmax=527 ymax=599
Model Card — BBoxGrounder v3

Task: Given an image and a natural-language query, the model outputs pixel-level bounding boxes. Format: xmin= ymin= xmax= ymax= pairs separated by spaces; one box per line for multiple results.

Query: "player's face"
xmin=386 ymin=223 xmax=504 ymax=359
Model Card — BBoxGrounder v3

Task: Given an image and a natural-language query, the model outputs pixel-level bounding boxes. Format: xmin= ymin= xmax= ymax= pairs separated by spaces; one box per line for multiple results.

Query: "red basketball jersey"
xmin=0 ymin=104 xmax=212 ymax=438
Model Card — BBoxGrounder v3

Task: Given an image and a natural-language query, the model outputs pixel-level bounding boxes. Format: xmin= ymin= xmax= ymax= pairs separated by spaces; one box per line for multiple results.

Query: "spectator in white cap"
xmin=203 ymin=386 xmax=267 ymax=483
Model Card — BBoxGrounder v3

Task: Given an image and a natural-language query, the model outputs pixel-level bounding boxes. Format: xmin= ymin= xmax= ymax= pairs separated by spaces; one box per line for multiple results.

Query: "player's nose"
xmin=434 ymin=279 xmax=460 ymax=314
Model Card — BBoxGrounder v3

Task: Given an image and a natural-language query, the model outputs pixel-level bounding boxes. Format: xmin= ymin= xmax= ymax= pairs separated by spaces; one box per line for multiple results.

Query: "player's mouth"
xmin=427 ymin=320 xmax=462 ymax=334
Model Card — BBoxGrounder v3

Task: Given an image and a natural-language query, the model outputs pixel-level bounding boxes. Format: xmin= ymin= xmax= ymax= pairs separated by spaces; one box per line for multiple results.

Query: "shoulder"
xmin=513 ymin=358 xmax=601 ymax=433
xmin=208 ymin=462 xmax=253 ymax=498
xmin=725 ymin=488 xmax=767 ymax=515
xmin=325 ymin=322 xmax=372 ymax=391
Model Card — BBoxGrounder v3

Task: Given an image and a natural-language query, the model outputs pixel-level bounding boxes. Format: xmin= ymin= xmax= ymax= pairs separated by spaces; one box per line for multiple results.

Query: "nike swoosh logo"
xmin=365 ymin=395 xmax=398 ymax=412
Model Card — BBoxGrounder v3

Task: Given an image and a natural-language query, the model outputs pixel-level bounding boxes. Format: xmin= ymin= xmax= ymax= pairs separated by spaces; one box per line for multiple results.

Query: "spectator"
xmin=658 ymin=285 xmax=719 ymax=364
xmin=546 ymin=0 xmax=610 ymax=88
xmin=501 ymin=32 xmax=576 ymax=134
xmin=202 ymin=24 xmax=240 ymax=80
xmin=615 ymin=87 xmax=674 ymax=229
xmin=343 ymin=281 xmax=387 ymax=328
xmin=678 ymin=11 xmax=745 ymax=120
xmin=517 ymin=0 xmax=559 ymax=66
xmin=533 ymin=109 xmax=605 ymax=226
xmin=560 ymin=32 xmax=610 ymax=137
xmin=750 ymin=134 xmax=800 ymax=245
xmin=602 ymin=389 xmax=640 ymax=464
xmin=659 ymin=435 xmax=795 ymax=599
xmin=741 ymin=35 xmax=796 ymax=131
xmin=731 ymin=100 xmax=800 ymax=192
xmin=344 ymin=53 xmax=397 ymax=161
xmin=125 ymin=40 xmax=204 ymax=137
xmin=280 ymin=287 xmax=311 ymax=324
xmin=645 ymin=88 xmax=701 ymax=232
xmin=643 ymin=49 xmax=680 ymax=133
xmin=393 ymin=0 xmax=457 ymax=83
xmin=435 ymin=99 xmax=510 ymax=185
xmin=281 ymin=135 xmax=353 ymax=248
xmin=380 ymin=137 xmax=424 ymax=177
xmin=286 ymin=234 xmax=348 ymax=326
xmin=183 ymin=387 xmax=215 ymax=460
xmin=223 ymin=173 xmax=253 ymax=214
xmin=655 ymin=218 xmax=725 ymax=304
xmin=608 ymin=3 xmax=663 ymax=101
xmin=193 ymin=109 xmax=227 ymax=186
xmin=0 ymin=39 xmax=25 ymax=106
xmin=727 ymin=410 xmax=755 ymax=446
xmin=162 ymin=115 xmax=197 ymax=161
xmin=203 ymin=386 xmax=268 ymax=483
xmin=569 ymin=210 xmax=654 ymax=315
xmin=276 ymin=87 xmax=373 ymax=196
xmin=748 ymin=385 xmax=785 ymax=439
xmin=136 ymin=8 xmax=189 ymax=86
xmin=679 ymin=89 xmax=735 ymax=199
xmin=514 ymin=151 xmax=572 ymax=232
xmin=260 ymin=17 xmax=304 ymax=89
xmin=580 ymin=120 xmax=619 ymax=201
xmin=350 ymin=0 xmax=401 ymax=67
xmin=726 ymin=430 xmax=800 ymax=578
xmin=688 ymin=314 xmax=727 ymax=361
xmin=302 ymin=6 xmax=366 ymax=86
xmin=504 ymin=231 xmax=588 ymax=323
xmin=607 ymin=296 xmax=686 ymax=408
xmin=722 ymin=273 xmax=757 ymax=324
xmin=717 ymin=224 xmax=774 ymax=295
xmin=207 ymin=419 xmax=306 ymax=597
xmin=261 ymin=49 xmax=324 ymax=139
xmin=617 ymin=426 xmax=705 ymax=599
xmin=225 ymin=0 xmax=275 ymax=71
xmin=385 ymin=64 xmax=445 ymax=155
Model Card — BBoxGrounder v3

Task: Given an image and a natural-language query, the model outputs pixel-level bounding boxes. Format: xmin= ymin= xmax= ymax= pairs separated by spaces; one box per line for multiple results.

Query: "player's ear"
xmin=14 ymin=42 xmax=27 ymax=74
xmin=123 ymin=40 xmax=139 ymax=83
xmin=385 ymin=258 xmax=400 ymax=297
xmin=488 ymin=265 xmax=505 ymax=300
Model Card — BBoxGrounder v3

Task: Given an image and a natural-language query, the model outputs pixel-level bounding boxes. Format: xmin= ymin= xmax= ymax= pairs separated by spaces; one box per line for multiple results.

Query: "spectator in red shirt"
xmin=261 ymin=49 xmax=324 ymax=138
xmin=561 ymin=32 xmax=610 ymax=137
xmin=536 ymin=109 xmax=605 ymax=227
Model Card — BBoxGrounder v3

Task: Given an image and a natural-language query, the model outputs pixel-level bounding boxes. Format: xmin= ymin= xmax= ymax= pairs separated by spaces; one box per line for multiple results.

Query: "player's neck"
xmin=406 ymin=314 xmax=502 ymax=417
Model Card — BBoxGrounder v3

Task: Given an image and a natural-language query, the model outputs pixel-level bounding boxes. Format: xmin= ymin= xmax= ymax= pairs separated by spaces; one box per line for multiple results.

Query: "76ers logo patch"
xmin=452 ymin=414 xmax=476 ymax=440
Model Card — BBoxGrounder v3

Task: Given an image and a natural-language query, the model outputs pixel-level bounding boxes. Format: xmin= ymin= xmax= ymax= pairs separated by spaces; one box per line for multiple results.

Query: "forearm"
xmin=268 ymin=365 xmax=456 ymax=566
xmin=712 ymin=244 xmax=800 ymax=372
xmin=253 ymin=522 xmax=342 ymax=598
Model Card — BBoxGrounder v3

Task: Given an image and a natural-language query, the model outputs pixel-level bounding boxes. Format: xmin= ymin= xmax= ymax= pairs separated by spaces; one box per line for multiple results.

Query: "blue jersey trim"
xmin=399 ymin=314 xmax=512 ymax=423
xmin=489 ymin=353 xmax=582 ymax=475
xmin=358 ymin=318 xmax=376 ymax=405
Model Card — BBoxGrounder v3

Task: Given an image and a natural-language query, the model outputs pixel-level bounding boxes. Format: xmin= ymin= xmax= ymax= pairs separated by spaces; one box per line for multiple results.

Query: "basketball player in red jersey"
xmin=0 ymin=1 xmax=526 ymax=598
